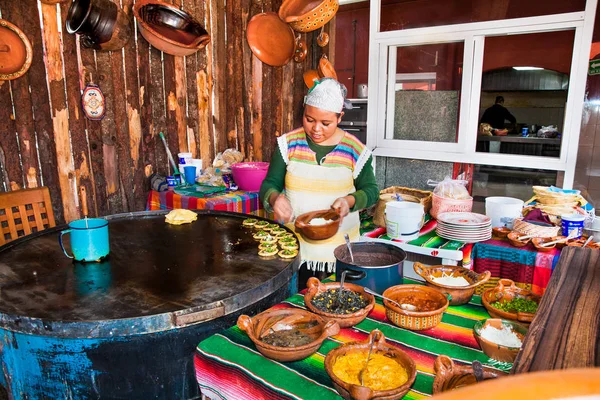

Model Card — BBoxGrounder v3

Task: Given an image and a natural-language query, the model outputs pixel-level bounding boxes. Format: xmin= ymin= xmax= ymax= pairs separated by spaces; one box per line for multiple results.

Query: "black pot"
xmin=334 ymin=242 xmax=407 ymax=294
xmin=66 ymin=0 xmax=131 ymax=51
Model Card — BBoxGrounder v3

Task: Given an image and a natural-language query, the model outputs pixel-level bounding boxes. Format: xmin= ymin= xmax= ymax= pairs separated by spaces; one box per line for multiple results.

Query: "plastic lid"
xmin=561 ymin=214 xmax=585 ymax=221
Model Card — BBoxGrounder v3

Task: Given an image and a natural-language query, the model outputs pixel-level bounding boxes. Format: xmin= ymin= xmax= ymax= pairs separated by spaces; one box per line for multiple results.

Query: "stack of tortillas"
xmin=165 ymin=209 xmax=198 ymax=225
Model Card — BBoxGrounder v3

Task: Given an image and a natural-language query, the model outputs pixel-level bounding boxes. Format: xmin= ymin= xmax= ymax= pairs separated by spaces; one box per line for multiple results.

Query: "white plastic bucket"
xmin=178 ymin=152 xmax=193 ymax=165
xmin=385 ymin=201 xmax=424 ymax=242
xmin=485 ymin=197 xmax=524 ymax=228
xmin=561 ymin=213 xmax=585 ymax=238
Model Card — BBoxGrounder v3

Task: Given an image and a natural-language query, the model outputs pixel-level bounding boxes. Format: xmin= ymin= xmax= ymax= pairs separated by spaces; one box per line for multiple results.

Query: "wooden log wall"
xmin=0 ymin=0 xmax=334 ymax=223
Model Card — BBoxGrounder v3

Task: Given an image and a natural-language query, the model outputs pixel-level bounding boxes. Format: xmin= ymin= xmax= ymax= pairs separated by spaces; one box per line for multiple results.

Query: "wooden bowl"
xmin=382 ymin=284 xmax=449 ymax=330
xmin=304 ymin=277 xmax=375 ymax=328
xmin=294 ymin=209 xmax=340 ymax=240
xmin=432 ymin=355 xmax=506 ymax=394
xmin=532 ymin=237 xmax=555 ymax=252
xmin=428 ymin=368 xmax=600 ymax=400
xmin=134 ymin=0 xmax=210 ymax=56
xmin=481 ymin=279 xmax=541 ymax=326
xmin=246 ymin=12 xmax=295 ymax=67
xmin=507 ymin=231 xmax=530 ymax=247
xmin=473 ymin=318 xmax=528 ymax=363
xmin=278 ymin=0 xmax=339 ymax=33
xmin=413 ymin=263 xmax=491 ymax=306
xmin=303 ymin=69 xmax=320 ymax=89
xmin=492 ymin=227 xmax=511 ymax=238
xmin=0 ymin=19 xmax=33 ymax=81
xmin=237 ymin=308 xmax=340 ymax=362
xmin=324 ymin=330 xmax=417 ymax=400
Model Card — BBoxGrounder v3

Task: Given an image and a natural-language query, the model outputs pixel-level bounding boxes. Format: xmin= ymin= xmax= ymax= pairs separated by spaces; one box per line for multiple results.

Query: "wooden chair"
xmin=0 ymin=187 xmax=56 ymax=245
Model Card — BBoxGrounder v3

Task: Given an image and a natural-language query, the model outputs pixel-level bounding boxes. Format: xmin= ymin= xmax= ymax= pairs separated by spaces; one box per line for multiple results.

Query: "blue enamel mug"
xmin=59 ymin=218 xmax=110 ymax=262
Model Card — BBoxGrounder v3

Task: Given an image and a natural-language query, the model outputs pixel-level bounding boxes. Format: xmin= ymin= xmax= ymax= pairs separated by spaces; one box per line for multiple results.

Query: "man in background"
xmin=480 ymin=96 xmax=516 ymax=130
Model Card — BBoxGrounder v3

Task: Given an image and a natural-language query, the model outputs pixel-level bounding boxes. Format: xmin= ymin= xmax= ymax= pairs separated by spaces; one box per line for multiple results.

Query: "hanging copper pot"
xmin=66 ymin=0 xmax=132 ymax=51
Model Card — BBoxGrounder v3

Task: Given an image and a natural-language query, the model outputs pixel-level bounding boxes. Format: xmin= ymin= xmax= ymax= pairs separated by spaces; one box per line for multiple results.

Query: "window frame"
xmin=366 ymin=2 xmax=598 ymax=188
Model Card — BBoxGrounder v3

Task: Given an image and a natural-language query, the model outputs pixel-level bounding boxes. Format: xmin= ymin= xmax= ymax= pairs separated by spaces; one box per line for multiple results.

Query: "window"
xmin=366 ymin=0 xmax=597 ymax=188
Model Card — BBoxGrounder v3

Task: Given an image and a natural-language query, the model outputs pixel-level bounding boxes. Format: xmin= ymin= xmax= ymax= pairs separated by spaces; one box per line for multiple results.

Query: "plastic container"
xmin=190 ymin=159 xmax=203 ymax=177
xmin=178 ymin=152 xmax=192 ymax=165
xmin=385 ymin=201 xmax=424 ymax=241
xmin=561 ymin=213 xmax=585 ymax=238
xmin=431 ymin=193 xmax=473 ymax=219
xmin=485 ymin=197 xmax=524 ymax=228
xmin=230 ymin=162 xmax=269 ymax=192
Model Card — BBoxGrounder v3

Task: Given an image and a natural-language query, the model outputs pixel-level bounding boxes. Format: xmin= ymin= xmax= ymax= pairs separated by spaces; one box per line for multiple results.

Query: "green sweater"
xmin=259 ymin=136 xmax=379 ymax=213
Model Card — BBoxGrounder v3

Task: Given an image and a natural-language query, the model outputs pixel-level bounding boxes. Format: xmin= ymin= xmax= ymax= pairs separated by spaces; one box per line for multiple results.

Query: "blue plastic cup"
xmin=183 ymin=165 xmax=197 ymax=185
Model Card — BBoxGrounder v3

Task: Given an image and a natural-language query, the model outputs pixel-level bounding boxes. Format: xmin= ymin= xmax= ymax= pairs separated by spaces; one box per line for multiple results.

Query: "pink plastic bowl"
xmin=231 ymin=162 xmax=269 ymax=192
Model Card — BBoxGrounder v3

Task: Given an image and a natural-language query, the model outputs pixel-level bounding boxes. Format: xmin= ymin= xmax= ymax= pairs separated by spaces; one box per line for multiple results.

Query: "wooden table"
xmin=513 ymin=247 xmax=600 ymax=372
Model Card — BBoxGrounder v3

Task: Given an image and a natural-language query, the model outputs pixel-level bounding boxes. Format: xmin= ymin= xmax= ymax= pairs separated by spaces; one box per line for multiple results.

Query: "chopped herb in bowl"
xmin=490 ymin=297 xmax=539 ymax=314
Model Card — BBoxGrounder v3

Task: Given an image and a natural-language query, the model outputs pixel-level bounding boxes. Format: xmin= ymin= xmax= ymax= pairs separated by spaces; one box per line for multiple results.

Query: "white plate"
xmin=437 ymin=212 xmax=491 ymax=226
xmin=437 ymin=231 xmax=492 ymax=243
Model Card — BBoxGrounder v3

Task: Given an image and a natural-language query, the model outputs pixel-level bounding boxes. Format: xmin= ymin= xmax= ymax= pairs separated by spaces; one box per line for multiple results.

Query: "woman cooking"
xmin=259 ymin=78 xmax=379 ymax=280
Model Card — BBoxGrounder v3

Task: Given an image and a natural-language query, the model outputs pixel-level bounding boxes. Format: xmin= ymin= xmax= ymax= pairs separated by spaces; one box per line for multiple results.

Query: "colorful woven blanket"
xmin=472 ymin=238 xmax=560 ymax=295
xmin=360 ymin=216 xmax=474 ymax=268
xmin=146 ymin=190 xmax=263 ymax=215
xmin=195 ymin=277 xmax=510 ymax=400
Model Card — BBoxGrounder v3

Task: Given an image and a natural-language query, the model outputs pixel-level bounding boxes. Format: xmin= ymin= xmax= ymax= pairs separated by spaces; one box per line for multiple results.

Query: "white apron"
xmin=285 ymin=160 xmax=360 ymax=272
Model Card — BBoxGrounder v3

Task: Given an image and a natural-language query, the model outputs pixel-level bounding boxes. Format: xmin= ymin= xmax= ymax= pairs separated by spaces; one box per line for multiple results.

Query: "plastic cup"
xmin=183 ymin=166 xmax=197 ymax=185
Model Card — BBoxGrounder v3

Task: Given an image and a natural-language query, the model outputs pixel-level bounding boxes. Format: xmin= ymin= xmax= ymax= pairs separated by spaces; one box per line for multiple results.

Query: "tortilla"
xmin=254 ymin=221 xmax=269 ymax=229
xmin=259 ymin=248 xmax=278 ymax=257
xmin=259 ymin=243 xmax=278 ymax=251
xmin=281 ymin=242 xmax=299 ymax=251
xmin=253 ymin=231 xmax=269 ymax=240
xmin=278 ymin=249 xmax=298 ymax=259
xmin=271 ymin=228 xmax=287 ymax=236
xmin=260 ymin=235 xmax=277 ymax=245
xmin=242 ymin=218 xmax=258 ymax=227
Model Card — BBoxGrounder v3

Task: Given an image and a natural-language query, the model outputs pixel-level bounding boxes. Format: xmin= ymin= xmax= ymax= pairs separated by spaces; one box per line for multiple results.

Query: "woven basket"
xmin=430 ymin=193 xmax=473 ymax=219
xmin=373 ymin=187 xmax=432 ymax=227
xmin=512 ymin=218 xmax=560 ymax=238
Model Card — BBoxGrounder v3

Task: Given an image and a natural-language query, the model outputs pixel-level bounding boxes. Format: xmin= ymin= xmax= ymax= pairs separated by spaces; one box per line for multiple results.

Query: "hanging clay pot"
xmin=293 ymin=36 xmax=307 ymax=63
xmin=317 ymin=26 xmax=329 ymax=47
xmin=66 ymin=0 xmax=132 ymax=51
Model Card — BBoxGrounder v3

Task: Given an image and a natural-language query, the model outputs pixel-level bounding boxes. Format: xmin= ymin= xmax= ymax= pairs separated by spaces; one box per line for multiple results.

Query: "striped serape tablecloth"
xmin=360 ymin=216 xmax=474 ymax=268
xmin=195 ymin=277 xmax=510 ymax=400
xmin=472 ymin=238 xmax=560 ymax=296
xmin=146 ymin=190 xmax=263 ymax=215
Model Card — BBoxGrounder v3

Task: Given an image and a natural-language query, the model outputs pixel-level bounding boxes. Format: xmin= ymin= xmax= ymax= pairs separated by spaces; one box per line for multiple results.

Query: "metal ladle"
xmin=334 ymin=270 xmax=348 ymax=310
xmin=359 ymin=331 xmax=376 ymax=386
xmin=364 ymin=287 xmax=418 ymax=311
xmin=344 ymin=233 xmax=354 ymax=264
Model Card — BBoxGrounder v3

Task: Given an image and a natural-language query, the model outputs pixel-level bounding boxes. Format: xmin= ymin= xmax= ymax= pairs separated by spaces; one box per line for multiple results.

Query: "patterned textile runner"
xmin=146 ymin=190 xmax=263 ymax=215
xmin=472 ymin=238 xmax=560 ymax=296
xmin=360 ymin=216 xmax=474 ymax=267
xmin=195 ymin=277 xmax=510 ymax=400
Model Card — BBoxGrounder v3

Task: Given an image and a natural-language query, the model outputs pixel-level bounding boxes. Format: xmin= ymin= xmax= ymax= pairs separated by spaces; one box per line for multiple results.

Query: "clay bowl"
xmin=324 ymin=330 xmax=417 ymax=400
xmin=507 ymin=231 xmax=531 ymax=248
xmin=429 ymin=368 xmax=600 ymax=400
xmin=432 ymin=355 xmax=506 ymax=394
xmin=532 ymin=237 xmax=556 ymax=252
xmin=473 ymin=318 xmax=528 ymax=363
xmin=304 ymin=277 xmax=375 ymax=328
xmin=0 ymin=19 xmax=33 ymax=81
xmin=382 ymin=284 xmax=449 ymax=330
xmin=134 ymin=0 xmax=210 ymax=57
xmin=278 ymin=0 xmax=339 ymax=33
xmin=551 ymin=235 xmax=568 ymax=249
xmin=295 ymin=208 xmax=341 ymax=240
xmin=413 ymin=262 xmax=491 ymax=306
xmin=303 ymin=69 xmax=320 ymax=89
xmin=318 ymin=54 xmax=338 ymax=80
xmin=492 ymin=227 xmax=511 ymax=239
xmin=246 ymin=12 xmax=295 ymax=67
xmin=237 ymin=308 xmax=340 ymax=362
xmin=481 ymin=279 xmax=541 ymax=326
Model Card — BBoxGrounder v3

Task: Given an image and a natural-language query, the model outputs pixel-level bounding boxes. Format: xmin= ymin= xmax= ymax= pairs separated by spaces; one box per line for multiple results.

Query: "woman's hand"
xmin=331 ymin=196 xmax=355 ymax=224
xmin=272 ymin=193 xmax=293 ymax=224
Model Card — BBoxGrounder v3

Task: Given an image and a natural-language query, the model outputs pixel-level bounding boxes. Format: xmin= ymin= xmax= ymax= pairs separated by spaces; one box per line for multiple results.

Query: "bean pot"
xmin=334 ymin=242 xmax=406 ymax=294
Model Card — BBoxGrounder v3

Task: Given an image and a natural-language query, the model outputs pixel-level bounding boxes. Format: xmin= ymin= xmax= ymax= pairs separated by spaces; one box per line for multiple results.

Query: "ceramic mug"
xmin=59 ymin=218 xmax=110 ymax=262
